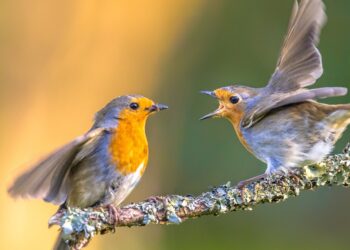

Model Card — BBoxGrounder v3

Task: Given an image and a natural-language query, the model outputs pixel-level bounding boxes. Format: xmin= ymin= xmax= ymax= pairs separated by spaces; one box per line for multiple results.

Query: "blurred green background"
xmin=1 ymin=0 xmax=350 ymax=249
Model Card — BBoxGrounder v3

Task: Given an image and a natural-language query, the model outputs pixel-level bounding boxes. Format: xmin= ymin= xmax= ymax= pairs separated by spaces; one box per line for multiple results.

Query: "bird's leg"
xmin=237 ymin=173 xmax=268 ymax=189
xmin=146 ymin=195 xmax=163 ymax=203
xmin=278 ymin=167 xmax=301 ymax=185
xmin=146 ymin=195 xmax=164 ymax=207
xmin=106 ymin=204 xmax=119 ymax=224
xmin=56 ymin=204 xmax=67 ymax=213
xmin=236 ymin=173 xmax=267 ymax=200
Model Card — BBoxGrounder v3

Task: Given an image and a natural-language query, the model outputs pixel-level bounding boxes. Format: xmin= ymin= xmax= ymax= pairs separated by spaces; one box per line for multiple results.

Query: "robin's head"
xmin=93 ymin=95 xmax=168 ymax=128
xmin=200 ymin=86 xmax=258 ymax=125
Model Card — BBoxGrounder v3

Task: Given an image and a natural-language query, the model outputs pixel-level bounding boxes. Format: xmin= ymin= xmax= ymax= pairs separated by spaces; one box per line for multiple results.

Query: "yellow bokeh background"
xmin=0 ymin=1 xmax=203 ymax=249
xmin=1 ymin=1 xmax=350 ymax=250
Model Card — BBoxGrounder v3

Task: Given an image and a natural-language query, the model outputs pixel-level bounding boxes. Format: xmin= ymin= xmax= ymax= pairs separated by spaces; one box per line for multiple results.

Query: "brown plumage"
xmin=8 ymin=95 xmax=168 ymax=249
xmin=201 ymin=0 xmax=350 ymax=188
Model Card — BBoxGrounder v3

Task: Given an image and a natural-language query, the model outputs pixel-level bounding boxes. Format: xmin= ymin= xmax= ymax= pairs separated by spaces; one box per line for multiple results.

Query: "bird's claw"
xmin=107 ymin=204 xmax=118 ymax=224
xmin=147 ymin=196 xmax=162 ymax=203
xmin=236 ymin=180 xmax=250 ymax=201
xmin=236 ymin=174 xmax=268 ymax=201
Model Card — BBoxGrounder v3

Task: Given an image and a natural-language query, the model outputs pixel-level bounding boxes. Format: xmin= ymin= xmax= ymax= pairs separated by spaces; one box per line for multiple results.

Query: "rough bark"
xmin=49 ymin=144 xmax=350 ymax=250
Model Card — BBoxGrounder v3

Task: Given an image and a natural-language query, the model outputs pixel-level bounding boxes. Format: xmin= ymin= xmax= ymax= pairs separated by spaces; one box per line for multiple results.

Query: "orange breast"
xmin=227 ymin=109 xmax=254 ymax=154
xmin=109 ymin=118 xmax=149 ymax=176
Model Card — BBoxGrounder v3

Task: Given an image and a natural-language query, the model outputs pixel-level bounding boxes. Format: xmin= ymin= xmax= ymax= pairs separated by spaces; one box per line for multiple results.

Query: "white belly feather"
xmin=113 ymin=161 xmax=145 ymax=206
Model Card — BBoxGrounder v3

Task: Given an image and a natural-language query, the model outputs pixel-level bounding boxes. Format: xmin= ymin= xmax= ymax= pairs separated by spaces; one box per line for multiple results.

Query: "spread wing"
xmin=268 ymin=0 xmax=326 ymax=91
xmin=8 ymin=128 xmax=110 ymax=205
xmin=241 ymin=0 xmax=348 ymax=128
xmin=242 ymin=87 xmax=348 ymax=128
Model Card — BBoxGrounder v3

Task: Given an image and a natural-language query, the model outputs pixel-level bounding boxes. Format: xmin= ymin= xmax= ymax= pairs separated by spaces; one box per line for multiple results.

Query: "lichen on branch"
xmin=49 ymin=144 xmax=350 ymax=250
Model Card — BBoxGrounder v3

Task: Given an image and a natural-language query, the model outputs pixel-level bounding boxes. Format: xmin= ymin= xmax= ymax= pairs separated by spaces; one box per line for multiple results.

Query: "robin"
xmin=8 ymin=95 xmax=168 ymax=249
xmin=200 ymin=0 xmax=350 ymax=188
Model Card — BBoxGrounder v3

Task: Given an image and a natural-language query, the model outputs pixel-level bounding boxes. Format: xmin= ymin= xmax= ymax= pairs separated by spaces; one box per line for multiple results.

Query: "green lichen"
xmin=49 ymin=144 xmax=350 ymax=250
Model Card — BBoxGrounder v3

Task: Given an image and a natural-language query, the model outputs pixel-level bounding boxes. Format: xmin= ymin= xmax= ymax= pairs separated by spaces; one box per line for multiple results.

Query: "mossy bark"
xmin=49 ymin=144 xmax=350 ymax=250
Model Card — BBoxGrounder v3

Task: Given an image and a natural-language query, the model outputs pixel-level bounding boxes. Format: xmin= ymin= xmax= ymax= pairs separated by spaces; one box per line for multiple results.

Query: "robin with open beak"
xmin=8 ymin=95 xmax=168 ymax=249
xmin=201 ymin=0 xmax=350 ymax=190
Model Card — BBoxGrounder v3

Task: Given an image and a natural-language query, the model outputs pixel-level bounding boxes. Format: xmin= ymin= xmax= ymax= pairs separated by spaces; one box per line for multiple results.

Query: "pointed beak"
xmin=200 ymin=90 xmax=217 ymax=99
xmin=200 ymin=108 xmax=223 ymax=120
xmin=149 ymin=103 xmax=169 ymax=113
xmin=200 ymin=90 xmax=222 ymax=120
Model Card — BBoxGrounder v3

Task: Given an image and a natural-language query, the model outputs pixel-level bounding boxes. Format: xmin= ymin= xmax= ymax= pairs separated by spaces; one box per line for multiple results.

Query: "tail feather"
xmin=53 ymin=232 xmax=69 ymax=250
xmin=328 ymin=105 xmax=350 ymax=124
xmin=326 ymin=104 xmax=350 ymax=141
xmin=337 ymin=104 xmax=350 ymax=110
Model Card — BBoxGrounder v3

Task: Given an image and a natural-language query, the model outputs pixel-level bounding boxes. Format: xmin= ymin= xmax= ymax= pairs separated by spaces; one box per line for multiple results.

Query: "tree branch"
xmin=49 ymin=144 xmax=350 ymax=250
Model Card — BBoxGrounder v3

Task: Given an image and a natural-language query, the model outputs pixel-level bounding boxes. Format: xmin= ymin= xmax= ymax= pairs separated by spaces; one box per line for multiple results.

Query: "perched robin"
xmin=200 ymin=0 xmax=350 ymax=187
xmin=8 ymin=95 xmax=168 ymax=250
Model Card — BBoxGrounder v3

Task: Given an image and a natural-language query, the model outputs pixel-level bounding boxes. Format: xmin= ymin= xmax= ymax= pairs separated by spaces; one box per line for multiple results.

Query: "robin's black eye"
xmin=229 ymin=96 xmax=240 ymax=104
xmin=130 ymin=102 xmax=139 ymax=110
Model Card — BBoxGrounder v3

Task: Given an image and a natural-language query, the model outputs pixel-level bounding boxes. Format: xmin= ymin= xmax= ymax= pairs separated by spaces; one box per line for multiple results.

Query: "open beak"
xmin=200 ymin=107 xmax=223 ymax=120
xmin=200 ymin=90 xmax=217 ymax=99
xmin=149 ymin=103 xmax=169 ymax=113
xmin=200 ymin=90 xmax=222 ymax=120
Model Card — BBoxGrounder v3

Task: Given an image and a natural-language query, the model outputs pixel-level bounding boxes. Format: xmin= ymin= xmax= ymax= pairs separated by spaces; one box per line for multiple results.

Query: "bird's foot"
xmin=236 ymin=173 xmax=267 ymax=201
xmin=272 ymin=167 xmax=301 ymax=183
xmin=106 ymin=204 xmax=119 ymax=224
xmin=146 ymin=195 xmax=163 ymax=204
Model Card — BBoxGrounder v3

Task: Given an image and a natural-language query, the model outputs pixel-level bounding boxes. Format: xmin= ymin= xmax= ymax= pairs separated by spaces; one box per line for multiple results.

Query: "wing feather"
xmin=268 ymin=0 xmax=326 ymax=92
xmin=8 ymin=128 xmax=108 ymax=205
xmin=241 ymin=1 xmax=349 ymax=128
xmin=242 ymin=87 xmax=348 ymax=128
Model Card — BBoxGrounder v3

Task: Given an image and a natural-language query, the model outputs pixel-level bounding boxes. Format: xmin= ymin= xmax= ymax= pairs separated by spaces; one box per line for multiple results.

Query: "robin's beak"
xmin=200 ymin=90 xmax=217 ymax=99
xmin=148 ymin=103 xmax=169 ymax=113
xmin=200 ymin=107 xmax=223 ymax=120
xmin=200 ymin=90 xmax=222 ymax=120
